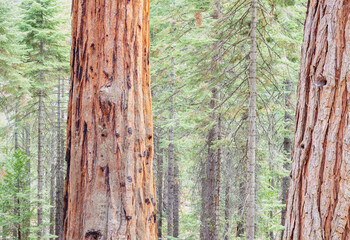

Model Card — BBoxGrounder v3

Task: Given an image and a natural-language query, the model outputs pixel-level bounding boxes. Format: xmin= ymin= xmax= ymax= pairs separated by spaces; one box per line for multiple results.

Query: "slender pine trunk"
xmin=206 ymin=88 xmax=218 ymax=240
xmin=14 ymin=100 xmax=20 ymax=239
xmin=50 ymin=136 xmax=55 ymax=238
xmin=224 ymin=151 xmax=232 ymax=240
xmin=281 ymin=78 xmax=292 ymax=239
xmin=167 ymin=57 xmax=175 ymax=239
xmin=237 ymin=180 xmax=245 ymax=238
xmin=201 ymin=2 xmax=222 ymax=239
xmin=23 ymin=126 xmax=31 ymax=239
xmin=246 ymin=0 xmax=257 ymax=239
xmin=200 ymin=157 xmax=208 ymax=240
xmin=55 ymin=76 xmax=64 ymax=240
xmin=37 ymin=73 xmax=44 ymax=240
xmin=173 ymin=155 xmax=179 ymax=238
xmin=155 ymin=129 xmax=164 ymax=239
xmin=215 ymin=115 xmax=221 ymax=237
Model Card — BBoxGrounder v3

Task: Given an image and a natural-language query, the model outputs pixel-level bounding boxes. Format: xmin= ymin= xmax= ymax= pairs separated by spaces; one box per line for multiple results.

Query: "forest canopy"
xmin=6 ymin=0 xmax=348 ymax=239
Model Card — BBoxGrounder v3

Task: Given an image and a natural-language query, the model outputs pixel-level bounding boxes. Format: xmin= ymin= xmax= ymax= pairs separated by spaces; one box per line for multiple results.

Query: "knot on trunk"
xmin=99 ymin=85 xmax=120 ymax=115
xmin=85 ymin=230 xmax=102 ymax=240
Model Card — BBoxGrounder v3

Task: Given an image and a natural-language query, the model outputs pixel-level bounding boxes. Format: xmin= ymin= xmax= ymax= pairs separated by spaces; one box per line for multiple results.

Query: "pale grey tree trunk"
xmin=237 ymin=179 xmax=245 ymax=237
xmin=14 ymin=100 xmax=20 ymax=239
xmin=224 ymin=150 xmax=232 ymax=240
xmin=281 ymin=78 xmax=292 ymax=239
xmin=14 ymin=100 xmax=18 ymax=150
xmin=155 ymin=128 xmax=164 ymax=239
xmin=173 ymin=155 xmax=179 ymax=238
xmin=23 ymin=126 xmax=31 ymax=239
xmin=37 ymin=72 xmax=44 ymax=240
xmin=205 ymin=88 xmax=219 ymax=240
xmin=246 ymin=0 xmax=257 ymax=239
xmin=55 ymin=76 xmax=64 ymax=240
xmin=50 ymin=136 xmax=55 ymax=238
xmin=167 ymin=57 xmax=175 ymax=239
xmin=216 ymin=115 xmax=221 ymax=237
xmin=200 ymin=158 xmax=208 ymax=240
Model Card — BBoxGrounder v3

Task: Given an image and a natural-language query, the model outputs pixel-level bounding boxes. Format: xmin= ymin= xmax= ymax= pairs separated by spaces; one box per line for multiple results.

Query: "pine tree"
xmin=0 ymin=0 xmax=27 ymax=95
xmin=0 ymin=150 xmax=34 ymax=239
xmin=0 ymin=0 xmax=28 ymax=119
xmin=19 ymin=0 xmax=68 ymax=237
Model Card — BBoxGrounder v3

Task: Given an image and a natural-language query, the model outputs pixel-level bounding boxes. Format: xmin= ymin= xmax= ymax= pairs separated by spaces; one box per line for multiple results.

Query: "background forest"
xmin=0 ymin=0 xmax=306 ymax=239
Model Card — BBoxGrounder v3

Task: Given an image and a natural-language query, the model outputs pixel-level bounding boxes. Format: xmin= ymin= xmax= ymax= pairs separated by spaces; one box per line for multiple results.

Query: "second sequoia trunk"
xmin=284 ymin=0 xmax=350 ymax=239
xmin=63 ymin=0 xmax=157 ymax=239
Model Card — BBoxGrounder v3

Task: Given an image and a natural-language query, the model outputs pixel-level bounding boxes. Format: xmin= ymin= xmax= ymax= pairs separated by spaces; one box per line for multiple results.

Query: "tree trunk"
xmin=284 ymin=1 xmax=350 ymax=239
xmin=237 ymin=180 xmax=245 ymax=238
xmin=37 ymin=71 xmax=44 ymax=240
xmin=14 ymin=100 xmax=18 ymax=150
xmin=56 ymin=76 xmax=64 ymax=240
xmin=63 ymin=0 xmax=157 ymax=239
xmin=215 ymin=115 xmax=221 ymax=237
xmin=224 ymin=150 xmax=232 ymax=240
xmin=200 ymin=2 xmax=222 ymax=239
xmin=246 ymin=0 xmax=257 ymax=239
xmin=280 ymin=77 xmax=292 ymax=239
xmin=14 ymin=100 xmax=20 ymax=239
xmin=206 ymin=88 xmax=219 ymax=240
xmin=200 ymin=158 xmax=208 ymax=240
xmin=50 ymin=136 xmax=56 ymax=238
xmin=173 ymin=155 xmax=179 ymax=238
xmin=23 ymin=127 xmax=31 ymax=240
xmin=155 ymin=129 xmax=163 ymax=239
xmin=167 ymin=58 xmax=175 ymax=239
xmin=25 ymin=127 xmax=31 ymax=170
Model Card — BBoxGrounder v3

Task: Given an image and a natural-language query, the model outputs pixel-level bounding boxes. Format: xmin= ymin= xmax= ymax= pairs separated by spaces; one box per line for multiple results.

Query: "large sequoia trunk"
xmin=63 ymin=0 xmax=157 ymax=239
xmin=284 ymin=1 xmax=350 ymax=239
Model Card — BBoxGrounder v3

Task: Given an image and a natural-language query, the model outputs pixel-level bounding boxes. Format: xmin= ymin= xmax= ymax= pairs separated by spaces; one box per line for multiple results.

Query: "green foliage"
xmin=151 ymin=0 xmax=306 ymax=239
xmin=0 ymin=0 xmax=307 ymax=238
xmin=0 ymin=0 xmax=70 ymax=238
xmin=0 ymin=150 xmax=34 ymax=238
xmin=0 ymin=0 xmax=28 ymax=109
xmin=20 ymin=0 xmax=69 ymax=90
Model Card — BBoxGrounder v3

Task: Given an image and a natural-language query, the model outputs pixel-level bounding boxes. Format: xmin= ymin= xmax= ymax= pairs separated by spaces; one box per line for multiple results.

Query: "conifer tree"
xmin=19 ymin=0 xmax=68 ymax=237
xmin=0 ymin=0 xmax=28 ymax=112
xmin=0 ymin=151 xmax=33 ymax=239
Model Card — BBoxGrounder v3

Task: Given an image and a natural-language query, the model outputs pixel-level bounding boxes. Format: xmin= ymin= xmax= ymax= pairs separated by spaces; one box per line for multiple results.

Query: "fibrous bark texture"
xmin=284 ymin=1 xmax=350 ymax=239
xmin=63 ymin=0 xmax=157 ymax=239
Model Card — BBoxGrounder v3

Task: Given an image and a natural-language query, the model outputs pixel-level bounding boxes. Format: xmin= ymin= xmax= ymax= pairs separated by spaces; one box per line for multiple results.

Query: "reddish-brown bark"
xmin=63 ymin=0 xmax=157 ymax=239
xmin=284 ymin=0 xmax=350 ymax=239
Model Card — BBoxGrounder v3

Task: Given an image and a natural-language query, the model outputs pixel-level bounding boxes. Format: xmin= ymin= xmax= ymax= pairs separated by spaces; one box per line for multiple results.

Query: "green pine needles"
xmin=0 ymin=150 xmax=33 ymax=239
